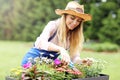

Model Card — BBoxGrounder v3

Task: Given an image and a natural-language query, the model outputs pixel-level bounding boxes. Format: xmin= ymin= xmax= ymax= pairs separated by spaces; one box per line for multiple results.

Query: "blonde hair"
xmin=57 ymin=15 xmax=84 ymax=58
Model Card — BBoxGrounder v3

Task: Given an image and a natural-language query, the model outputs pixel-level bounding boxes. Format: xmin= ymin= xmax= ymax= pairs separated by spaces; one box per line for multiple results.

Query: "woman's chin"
xmin=68 ymin=28 xmax=74 ymax=30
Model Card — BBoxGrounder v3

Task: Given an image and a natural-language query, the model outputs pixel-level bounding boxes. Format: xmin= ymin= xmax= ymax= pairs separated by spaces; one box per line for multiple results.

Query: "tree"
xmin=0 ymin=0 xmax=71 ymax=41
xmin=0 ymin=0 xmax=120 ymax=45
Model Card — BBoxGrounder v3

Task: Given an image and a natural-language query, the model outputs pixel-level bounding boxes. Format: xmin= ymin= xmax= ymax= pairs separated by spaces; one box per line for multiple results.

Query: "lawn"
xmin=0 ymin=41 xmax=120 ymax=80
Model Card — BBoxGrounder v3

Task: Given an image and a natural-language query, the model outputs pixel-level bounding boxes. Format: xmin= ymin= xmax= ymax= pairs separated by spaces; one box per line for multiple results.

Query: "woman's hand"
xmin=73 ymin=56 xmax=82 ymax=64
xmin=58 ymin=47 xmax=71 ymax=64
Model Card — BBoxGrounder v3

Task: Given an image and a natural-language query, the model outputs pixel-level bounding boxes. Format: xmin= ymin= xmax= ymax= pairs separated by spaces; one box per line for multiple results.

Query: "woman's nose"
xmin=73 ymin=20 xmax=77 ymax=25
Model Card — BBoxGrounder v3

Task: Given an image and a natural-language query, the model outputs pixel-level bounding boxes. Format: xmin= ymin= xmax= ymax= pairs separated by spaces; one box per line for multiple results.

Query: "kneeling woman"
xmin=21 ymin=1 xmax=91 ymax=67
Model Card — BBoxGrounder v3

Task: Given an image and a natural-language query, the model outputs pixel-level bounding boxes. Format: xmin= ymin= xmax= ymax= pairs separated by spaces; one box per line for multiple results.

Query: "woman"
xmin=21 ymin=1 xmax=91 ymax=66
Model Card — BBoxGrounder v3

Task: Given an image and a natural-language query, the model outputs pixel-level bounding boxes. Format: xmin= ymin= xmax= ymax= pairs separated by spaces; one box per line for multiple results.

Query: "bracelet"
xmin=69 ymin=61 xmax=75 ymax=69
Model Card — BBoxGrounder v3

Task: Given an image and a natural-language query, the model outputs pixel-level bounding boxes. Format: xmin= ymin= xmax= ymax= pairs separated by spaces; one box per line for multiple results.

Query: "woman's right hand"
xmin=58 ymin=47 xmax=71 ymax=64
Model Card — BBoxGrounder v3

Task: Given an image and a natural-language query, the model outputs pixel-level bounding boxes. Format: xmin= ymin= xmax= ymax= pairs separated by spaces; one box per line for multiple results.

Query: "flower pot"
xmin=5 ymin=76 xmax=50 ymax=80
xmin=5 ymin=76 xmax=18 ymax=80
xmin=6 ymin=74 xmax=109 ymax=80
xmin=72 ymin=74 xmax=109 ymax=80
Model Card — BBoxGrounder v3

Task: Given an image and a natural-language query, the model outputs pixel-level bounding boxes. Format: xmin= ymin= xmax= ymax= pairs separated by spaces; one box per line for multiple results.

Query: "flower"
xmin=7 ymin=57 xmax=106 ymax=79
xmin=54 ymin=58 xmax=61 ymax=65
xmin=23 ymin=62 xmax=32 ymax=69
xmin=9 ymin=67 xmax=22 ymax=79
xmin=81 ymin=57 xmax=94 ymax=66
xmin=75 ymin=57 xmax=106 ymax=78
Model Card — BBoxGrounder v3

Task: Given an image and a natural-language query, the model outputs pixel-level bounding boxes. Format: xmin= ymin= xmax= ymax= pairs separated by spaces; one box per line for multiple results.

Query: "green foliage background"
xmin=0 ymin=0 xmax=120 ymax=45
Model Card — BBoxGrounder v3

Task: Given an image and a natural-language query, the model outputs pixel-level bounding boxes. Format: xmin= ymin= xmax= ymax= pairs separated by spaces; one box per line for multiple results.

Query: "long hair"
xmin=70 ymin=21 xmax=84 ymax=58
xmin=57 ymin=15 xmax=67 ymax=48
xmin=57 ymin=15 xmax=84 ymax=58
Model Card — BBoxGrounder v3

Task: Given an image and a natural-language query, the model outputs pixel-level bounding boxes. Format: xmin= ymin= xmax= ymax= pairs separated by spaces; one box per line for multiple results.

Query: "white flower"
xmin=34 ymin=57 xmax=40 ymax=62
xmin=49 ymin=54 xmax=54 ymax=58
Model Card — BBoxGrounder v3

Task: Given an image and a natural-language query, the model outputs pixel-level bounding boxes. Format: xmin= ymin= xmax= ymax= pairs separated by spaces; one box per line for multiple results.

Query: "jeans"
xmin=21 ymin=48 xmax=59 ymax=66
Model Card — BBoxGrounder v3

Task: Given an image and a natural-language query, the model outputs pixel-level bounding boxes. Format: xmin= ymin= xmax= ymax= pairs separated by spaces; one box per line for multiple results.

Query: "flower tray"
xmin=72 ymin=74 xmax=109 ymax=80
xmin=5 ymin=77 xmax=17 ymax=80
xmin=6 ymin=74 xmax=109 ymax=80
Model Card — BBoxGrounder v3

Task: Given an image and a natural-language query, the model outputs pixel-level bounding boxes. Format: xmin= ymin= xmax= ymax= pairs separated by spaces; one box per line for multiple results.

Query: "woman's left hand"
xmin=59 ymin=47 xmax=71 ymax=64
xmin=73 ymin=57 xmax=82 ymax=64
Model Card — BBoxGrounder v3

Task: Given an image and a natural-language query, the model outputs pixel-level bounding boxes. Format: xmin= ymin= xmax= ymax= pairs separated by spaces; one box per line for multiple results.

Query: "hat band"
xmin=67 ymin=7 xmax=84 ymax=14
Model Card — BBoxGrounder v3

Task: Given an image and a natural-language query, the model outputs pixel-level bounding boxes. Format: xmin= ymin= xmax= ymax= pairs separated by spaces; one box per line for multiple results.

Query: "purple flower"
xmin=54 ymin=59 xmax=61 ymax=65
xmin=23 ymin=62 xmax=32 ymax=69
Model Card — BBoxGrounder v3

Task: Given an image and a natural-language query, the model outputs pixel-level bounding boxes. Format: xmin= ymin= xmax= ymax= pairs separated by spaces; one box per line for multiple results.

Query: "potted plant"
xmin=6 ymin=57 xmax=109 ymax=80
xmin=72 ymin=58 xmax=109 ymax=80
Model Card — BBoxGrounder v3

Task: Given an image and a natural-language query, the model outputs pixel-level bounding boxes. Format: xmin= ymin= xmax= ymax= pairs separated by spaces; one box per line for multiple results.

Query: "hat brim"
xmin=55 ymin=9 xmax=92 ymax=21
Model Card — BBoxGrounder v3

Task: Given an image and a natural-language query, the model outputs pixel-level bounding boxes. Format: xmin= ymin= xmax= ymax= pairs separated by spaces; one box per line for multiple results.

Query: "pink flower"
xmin=54 ymin=59 xmax=61 ymax=65
xmin=22 ymin=73 xmax=25 ymax=80
xmin=23 ymin=62 xmax=32 ymax=69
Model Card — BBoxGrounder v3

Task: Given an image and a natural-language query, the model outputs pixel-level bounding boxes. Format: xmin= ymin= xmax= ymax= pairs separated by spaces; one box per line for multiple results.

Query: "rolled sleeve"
xmin=34 ymin=21 xmax=57 ymax=50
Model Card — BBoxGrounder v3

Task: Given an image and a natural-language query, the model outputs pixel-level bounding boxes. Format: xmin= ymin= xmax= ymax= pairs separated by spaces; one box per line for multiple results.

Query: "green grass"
xmin=0 ymin=41 xmax=120 ymax=80
xmin=83 ymin=42 xmax=119 ymax=52
xmin=0 ymin=41 xmax=33 ymax=80
xmin=81 ymin=51 xmax=120 ymax=80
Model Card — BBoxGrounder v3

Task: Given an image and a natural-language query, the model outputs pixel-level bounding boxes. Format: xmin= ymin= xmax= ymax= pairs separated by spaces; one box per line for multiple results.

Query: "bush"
xmin=83 ymin=42 xmax=119 ymax=52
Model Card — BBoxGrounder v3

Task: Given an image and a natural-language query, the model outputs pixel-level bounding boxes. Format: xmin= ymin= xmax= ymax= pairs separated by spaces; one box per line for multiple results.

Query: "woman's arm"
xmin=34 ymin=20 xmax=70 ymax=63
xmin=35 ymin=21 xmax=59 ymax=51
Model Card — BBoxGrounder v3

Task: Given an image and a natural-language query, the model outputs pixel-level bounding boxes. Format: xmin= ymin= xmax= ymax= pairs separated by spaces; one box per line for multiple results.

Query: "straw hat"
xmin=55 ymin=1 xmax=92 ymax=21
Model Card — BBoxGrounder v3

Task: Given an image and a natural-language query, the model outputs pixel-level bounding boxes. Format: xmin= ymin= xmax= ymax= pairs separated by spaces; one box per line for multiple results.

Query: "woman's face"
xmin=65 ymin=14 xmax=83 ymax=30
